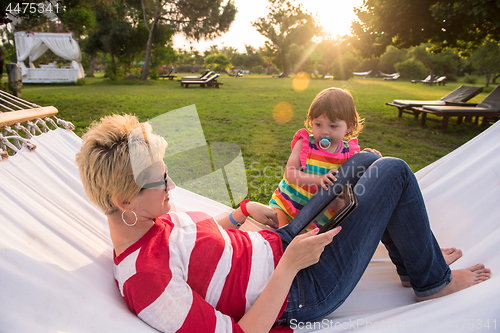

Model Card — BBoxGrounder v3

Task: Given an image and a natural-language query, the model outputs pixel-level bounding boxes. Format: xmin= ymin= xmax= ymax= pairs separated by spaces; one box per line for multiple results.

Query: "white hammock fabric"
xmin=1 ymin=125 xmax=499 ymax=332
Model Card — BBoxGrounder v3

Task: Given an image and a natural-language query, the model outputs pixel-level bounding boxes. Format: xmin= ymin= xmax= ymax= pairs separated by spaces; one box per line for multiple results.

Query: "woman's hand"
xmin=362 ymin=148 xmax=382 ymax=157
xmin=246 ymin=202 xmax=279 ymax=229
xmin=280 ymin=227 xmax=341 ymax=274
xmin=317 ymin=169 xmax=338 ymax=190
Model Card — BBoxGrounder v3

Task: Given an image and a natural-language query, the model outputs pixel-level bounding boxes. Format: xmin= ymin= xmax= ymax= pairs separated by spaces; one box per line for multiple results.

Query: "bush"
xmin=105 ymin=65 xmax=124 ymax=81
xmin=76 ymin=78 xmax=86 ymax=86
xmin=252 ymin=65 xmax=264 ymax=74
xmin=395 ymin=59 xmax=427 ymax=79
xmin=149 ymin=69 xmax=158 ymax=80
xmin=464 ymin=75 xmax=478 ymax=84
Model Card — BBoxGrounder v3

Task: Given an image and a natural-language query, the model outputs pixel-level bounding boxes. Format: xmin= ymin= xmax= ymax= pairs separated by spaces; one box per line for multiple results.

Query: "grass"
xmin=17 ymin=74 xmax=493 ymax=204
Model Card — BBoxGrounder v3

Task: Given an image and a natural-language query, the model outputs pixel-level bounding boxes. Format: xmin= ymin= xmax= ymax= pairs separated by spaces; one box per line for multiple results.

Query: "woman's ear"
xmin=115 ymin=197 xmax=133 ymax=212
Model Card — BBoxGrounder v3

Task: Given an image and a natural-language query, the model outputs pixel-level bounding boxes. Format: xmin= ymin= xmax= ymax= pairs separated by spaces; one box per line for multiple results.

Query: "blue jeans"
xmin=276 ymin=152 xmax=451 ymax=323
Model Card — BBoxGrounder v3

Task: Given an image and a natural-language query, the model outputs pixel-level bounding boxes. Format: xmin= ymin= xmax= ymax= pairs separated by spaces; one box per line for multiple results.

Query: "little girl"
xmin=270 ymin=87 xmax=381 ymax=227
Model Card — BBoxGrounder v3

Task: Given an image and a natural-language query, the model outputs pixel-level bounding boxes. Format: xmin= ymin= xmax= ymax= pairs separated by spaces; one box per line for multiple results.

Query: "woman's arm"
xmin=237 ymin=227 xmax=341 ymax=333
xmin=285 ymin=140 xmax=337 ymax=190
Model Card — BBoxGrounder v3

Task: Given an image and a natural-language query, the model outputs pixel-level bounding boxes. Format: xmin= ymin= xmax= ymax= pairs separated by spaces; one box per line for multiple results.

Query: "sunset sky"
xmin=172 ymin=0 xmax=364 ymax=52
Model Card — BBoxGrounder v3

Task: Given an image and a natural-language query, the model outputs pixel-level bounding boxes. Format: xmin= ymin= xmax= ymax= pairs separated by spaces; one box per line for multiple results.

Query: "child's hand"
xmin=318 ymin=169 xmax=338 ymax=190
xmin=246 ymin=202 xmax=279 ymax=229
xmin=362 ymin=148 xmax=382 ymax=157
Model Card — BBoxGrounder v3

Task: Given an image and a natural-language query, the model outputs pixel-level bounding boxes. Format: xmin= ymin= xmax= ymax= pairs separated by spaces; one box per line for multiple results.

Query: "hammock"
xmin=1 ymin=112 xmax=499 ymax=332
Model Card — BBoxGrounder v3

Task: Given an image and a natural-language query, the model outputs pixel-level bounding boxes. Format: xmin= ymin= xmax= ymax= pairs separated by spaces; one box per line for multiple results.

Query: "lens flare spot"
xmin=292 ymin=72 xmax=310 ymax=92
xmin=273 ymin=101 xmax=294 ymax=124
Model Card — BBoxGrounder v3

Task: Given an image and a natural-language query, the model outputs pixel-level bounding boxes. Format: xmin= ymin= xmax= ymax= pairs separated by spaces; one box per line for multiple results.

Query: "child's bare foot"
xmin=441 ymin=247 xmax=462 ymax=265
xmin=401 ymin=248 xmax=463 ymax=287
xmin=416 ymin=264 xmax=491 ymax=302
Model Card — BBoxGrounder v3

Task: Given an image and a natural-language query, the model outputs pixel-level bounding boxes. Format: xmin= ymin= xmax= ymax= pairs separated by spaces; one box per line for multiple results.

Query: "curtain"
xmin=29 ymin=43 xmax=49 ymax=63
xmin=40 ymin=37 xmax=82 ymax=62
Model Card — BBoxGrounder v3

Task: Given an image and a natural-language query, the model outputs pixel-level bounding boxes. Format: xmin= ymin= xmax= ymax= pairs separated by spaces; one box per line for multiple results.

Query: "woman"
xmin=76 ymin=114 xmax=490 ymax=333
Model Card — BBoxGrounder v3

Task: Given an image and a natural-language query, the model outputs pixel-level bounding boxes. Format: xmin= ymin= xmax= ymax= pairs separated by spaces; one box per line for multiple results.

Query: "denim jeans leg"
xmin=277 ymin=157 xmax=451 ymax=323
xmin=277 ymin=151 xmax=381 ymax=242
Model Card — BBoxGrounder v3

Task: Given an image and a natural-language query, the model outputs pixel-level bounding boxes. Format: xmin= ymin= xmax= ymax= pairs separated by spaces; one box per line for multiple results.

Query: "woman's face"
xmin=133 ymin=162 xmax=173 ymax=221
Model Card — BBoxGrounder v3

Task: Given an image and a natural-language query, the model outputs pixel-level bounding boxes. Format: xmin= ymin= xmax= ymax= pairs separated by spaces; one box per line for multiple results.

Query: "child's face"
xmin=312 ymin=114 xmax=351 ymax=147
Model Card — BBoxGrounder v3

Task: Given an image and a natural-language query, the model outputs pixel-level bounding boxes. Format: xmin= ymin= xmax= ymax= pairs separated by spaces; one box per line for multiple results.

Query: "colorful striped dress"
xmin=270 ymin=128 xmax=360 ymax=222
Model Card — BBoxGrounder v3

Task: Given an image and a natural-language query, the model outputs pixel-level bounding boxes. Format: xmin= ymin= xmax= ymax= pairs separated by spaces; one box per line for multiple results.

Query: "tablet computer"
xmin=294 ymin=184 xmax=357 ymax=236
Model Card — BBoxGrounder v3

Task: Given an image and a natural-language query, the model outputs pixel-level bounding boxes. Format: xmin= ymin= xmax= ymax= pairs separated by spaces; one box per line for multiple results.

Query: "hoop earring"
xmin=122 ymin=210 xmax=138 ymax=227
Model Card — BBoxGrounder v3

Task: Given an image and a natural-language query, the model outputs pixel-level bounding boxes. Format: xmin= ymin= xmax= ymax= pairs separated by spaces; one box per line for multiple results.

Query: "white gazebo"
xmin=14 ymin=32 xmax=85 ymax=83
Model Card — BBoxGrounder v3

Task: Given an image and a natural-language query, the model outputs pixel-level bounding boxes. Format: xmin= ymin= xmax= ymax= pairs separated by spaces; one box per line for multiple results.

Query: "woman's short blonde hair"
xmin=304 ymin=87 xmax=364 ymax=140
xmin=76 ymin=114 xmax=167 ymax=215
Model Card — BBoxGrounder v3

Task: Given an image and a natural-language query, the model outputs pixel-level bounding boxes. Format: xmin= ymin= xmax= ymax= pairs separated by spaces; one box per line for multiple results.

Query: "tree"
xmin=204 ymin=53 xmax=230 ymax=72
xmin=131 ymin=0 xmax=236 ymax=80
xmin=352 ymin=0 xmax=500 ymax=58
xmin=314 ymin=38 xmax=359 ymax=80
xmin=469 ymin=39 xmax=500 ymax=87
xmin=252 ymin=0 xmax=321 ymax=75
xmin=379 ymin=46 xmax=407 ymax=74
xmin=409 ymin=44 xmax=461 ymax=85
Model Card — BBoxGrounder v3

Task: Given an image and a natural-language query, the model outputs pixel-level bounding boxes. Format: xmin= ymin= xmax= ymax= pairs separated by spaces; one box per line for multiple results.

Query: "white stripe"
xmin=168 ymin=212 xmax=198 ymax=280
xmin=205 ymin=224 xmax=233 ymax=306
xmin=139 ymin=275 xmax=194 ymax=332
xmin=244 ymin=232 xmax=275 ymax=312
xmin=214 ymin=308 xmax=234 ymax=333
xmin=114 ymin=248 xmax=140 ymax=297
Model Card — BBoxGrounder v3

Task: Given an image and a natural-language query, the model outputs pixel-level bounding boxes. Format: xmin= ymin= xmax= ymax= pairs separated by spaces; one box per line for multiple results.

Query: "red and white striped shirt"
xmin=113 ymin=211 xmax=292 ymax=332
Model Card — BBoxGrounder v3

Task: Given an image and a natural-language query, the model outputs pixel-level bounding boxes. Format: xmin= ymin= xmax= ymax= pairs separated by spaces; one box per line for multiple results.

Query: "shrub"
xmin=395 ymin=59 xmax=427 ymax=79
xmin=464 ymin=75 xmax=478 ymax=84
xmin=252 ymin=65 xmax=264 ymax=74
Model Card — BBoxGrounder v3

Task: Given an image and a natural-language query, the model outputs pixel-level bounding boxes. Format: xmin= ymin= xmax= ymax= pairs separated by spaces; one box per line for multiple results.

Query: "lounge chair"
xmin=383 ymin=73 xmax=400 ymax=81
xmin=179 ymin=73 xmax=223 ymax=88
xmin=411 ymin=75 xmax=431 ymax=84
xmin=179 ymin=70 xmax=211 ymax=81
xmin=353 ymin=70 xmax=372 ymax=79
xmin=158 ymin=68 xmax=177 ymax=80
xmin=413 ymin=84 xmax=500 ymax=132
xmin=430 ymin=76 xmax=447 ymax=86
xmin=2 ymin=104 xmax=500 ymax=332
xmin=386 ymin=85 xmax=483 ymax=120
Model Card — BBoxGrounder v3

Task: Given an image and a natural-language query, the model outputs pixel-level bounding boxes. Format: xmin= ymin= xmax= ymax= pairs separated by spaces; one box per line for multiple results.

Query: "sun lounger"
xmin=2 ymin=103 xmax=500 ymax=332
xmin=411 ymin=75 xmax=431 ymax=84
xmin=178 ymin=70 xmax=211 ymax=81
xmin=383 ymin=73 xmax=400 ymax=81
xmin=386 ymin=85 xmax=484 ymax=120
xmin=430 ymin=76 xmax=447 ymax=86
xmin=158 ymin=68 xmax=177 ymax=80
xmin=413 ymin=85 xmax=500 ymax=132
xmin=179 ymin=73 xmax=223 ymax=88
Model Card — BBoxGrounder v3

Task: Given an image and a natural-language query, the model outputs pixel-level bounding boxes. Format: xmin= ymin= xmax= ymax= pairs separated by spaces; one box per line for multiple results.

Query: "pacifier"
xmin=319 ymin=137 xmax=331 ymax=150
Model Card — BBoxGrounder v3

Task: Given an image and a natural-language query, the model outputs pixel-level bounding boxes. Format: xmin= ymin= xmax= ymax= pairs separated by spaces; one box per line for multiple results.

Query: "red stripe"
xmin=216 ymin=229 xmax=252 ymax=320
xmin=124 ymin=217 xmax=173 ymax=314
xmin=177 ymin=290 xmax=218 ymax=333
xmin=186 ymin=211 xmax=225 ymax=299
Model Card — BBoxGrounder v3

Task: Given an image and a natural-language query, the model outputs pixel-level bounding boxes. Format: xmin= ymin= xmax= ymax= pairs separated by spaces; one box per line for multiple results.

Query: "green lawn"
xmin=19 ymin=74 xmax=493 ymax=203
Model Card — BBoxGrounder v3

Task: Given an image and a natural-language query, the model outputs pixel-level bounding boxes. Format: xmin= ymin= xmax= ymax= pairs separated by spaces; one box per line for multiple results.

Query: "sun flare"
xmin=300 ymin=0 xmax=364 ymax=37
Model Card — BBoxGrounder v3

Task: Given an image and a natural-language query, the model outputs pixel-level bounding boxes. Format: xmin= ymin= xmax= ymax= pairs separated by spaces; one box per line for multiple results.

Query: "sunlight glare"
xmin=292 ymin=72 xmax=310 ymax=92
xmin=273 ymin=101 xmax=294 ymax=124
xmin=300 ymin=0 xmax=364 ymax=37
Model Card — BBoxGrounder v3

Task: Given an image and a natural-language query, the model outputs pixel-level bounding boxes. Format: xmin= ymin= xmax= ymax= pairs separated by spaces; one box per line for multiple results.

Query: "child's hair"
xmin=304 ymin=87 xmax=364 ymax=140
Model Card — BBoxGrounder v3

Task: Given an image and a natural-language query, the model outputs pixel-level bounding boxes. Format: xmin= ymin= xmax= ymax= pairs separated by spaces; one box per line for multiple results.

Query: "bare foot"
xmin=401 ymin=248 xmax=463 ymax=287
xmin=416 ymin=264 xmax=491 ymax=301
xmin=441 ymin=247 xmax=462 ymax=265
